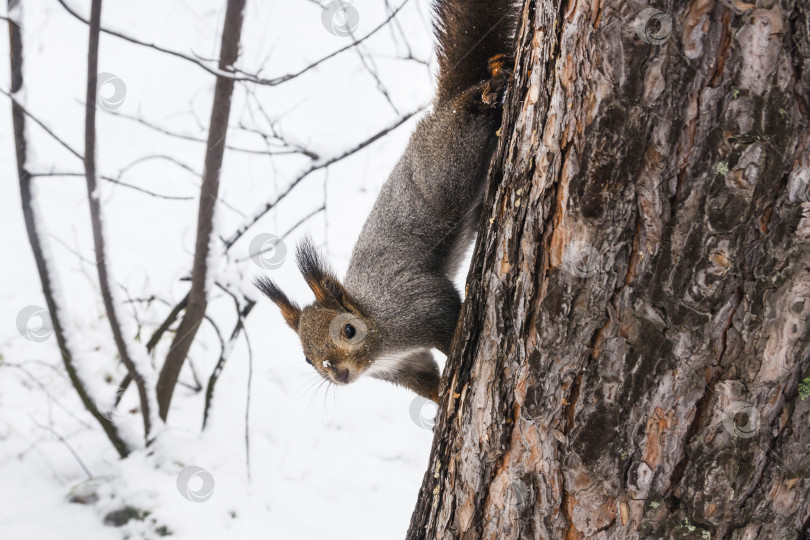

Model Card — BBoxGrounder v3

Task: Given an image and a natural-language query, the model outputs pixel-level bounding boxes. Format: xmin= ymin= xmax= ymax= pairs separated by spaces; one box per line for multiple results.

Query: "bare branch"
xmin=83 ymin=0 xmax=154 ymax=441
xmin=56 ymin=0 xmax=410 ymax=87
xmin=224 ymin=107 xmax=423 ymax=249
xmin=30 ymin=416 xmax=94 ymax=480
xmin=30 ymin=171 xmax=194 ymax=201
xmin=157 ymin=0 xmax=247 ymax=421
xmin=202 ymin=296 xmax=255 ymax=430
xmin=8 ymin=6 xmax=130 ymax=458
xmin=0 ymin=87 xmax=84 ymax=160
xmin=100 ymin=107 xmax=311 ymax=157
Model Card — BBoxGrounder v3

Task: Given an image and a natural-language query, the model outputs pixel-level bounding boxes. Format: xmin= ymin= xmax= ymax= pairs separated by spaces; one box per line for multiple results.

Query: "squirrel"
xmin=255 ymin=0 xmax=516 ymax=403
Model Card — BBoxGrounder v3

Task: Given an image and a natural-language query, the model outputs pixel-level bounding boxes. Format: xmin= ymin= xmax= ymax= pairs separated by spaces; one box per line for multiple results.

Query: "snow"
xmin=0 ymin=1 xmax=449 ymax=538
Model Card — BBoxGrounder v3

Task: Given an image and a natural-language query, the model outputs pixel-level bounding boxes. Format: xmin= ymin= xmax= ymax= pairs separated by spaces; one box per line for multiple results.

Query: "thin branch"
xmin=56 ymin=0 xmax=410 ymax=87
xmin=84 ymin=0 xmax=153 ymax=441
xmin=30 ymin=417 xmax=94 ymax=480
xmin=8 ymin=7 xmax=129 ymax=458
xmin=2 ymin=362 xmax=94 ymax=430
xmin=202 ymin=297 xmax=255 ymax=429
xmin=0 ymin=87 xmax=84 ymax=160
xmin=224 ymin=106 xmax=423 ymax=249
xmin=0 ymin=91 xmax=194 ymax=201
xmin=243 ymin=310 xmax=254 ymax=481
xmin=101 ymin=107 xmax=310 ymax=156
xmin=30 ymin=171 xmax=194 ymax=201
xmin=157 ymin=0 xmax=247 ymax=421
xmin=234 ymin=204 xmax=325 ymax=262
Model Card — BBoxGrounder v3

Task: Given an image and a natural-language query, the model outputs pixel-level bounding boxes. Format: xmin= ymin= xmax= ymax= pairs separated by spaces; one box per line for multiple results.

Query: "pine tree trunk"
xmin=407 ymin=0 xmax=810 ymax=538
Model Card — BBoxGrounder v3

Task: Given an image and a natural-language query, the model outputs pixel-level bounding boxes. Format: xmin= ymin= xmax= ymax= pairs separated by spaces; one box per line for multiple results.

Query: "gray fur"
xmin=255 ymin=0 xmax=515 ymax=402
xmin=344 ymin=90 xmax=501 ymax=358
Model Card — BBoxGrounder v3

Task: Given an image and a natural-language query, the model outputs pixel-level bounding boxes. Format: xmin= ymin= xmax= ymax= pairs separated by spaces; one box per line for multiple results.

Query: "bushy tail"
xmin=433 ymin=0 xmax=517 ymax=102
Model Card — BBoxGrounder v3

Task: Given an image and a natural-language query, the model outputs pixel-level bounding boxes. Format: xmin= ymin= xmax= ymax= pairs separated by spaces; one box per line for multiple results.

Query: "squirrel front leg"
xmin=369 ymin=350 xmax=440 ymax=403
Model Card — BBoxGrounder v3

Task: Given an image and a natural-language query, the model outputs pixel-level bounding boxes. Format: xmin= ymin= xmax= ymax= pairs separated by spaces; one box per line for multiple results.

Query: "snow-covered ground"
xmin=0 ymin=1 xmax=452 ymax=538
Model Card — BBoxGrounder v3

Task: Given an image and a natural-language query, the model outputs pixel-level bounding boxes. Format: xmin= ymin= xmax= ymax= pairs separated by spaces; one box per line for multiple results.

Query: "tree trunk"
xmin=408 ymin=0 xmax=810 ymax=539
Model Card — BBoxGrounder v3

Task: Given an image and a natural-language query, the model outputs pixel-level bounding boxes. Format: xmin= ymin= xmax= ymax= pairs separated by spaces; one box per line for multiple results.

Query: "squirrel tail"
xmin=433 ymin=0 xmax=518 ymax=103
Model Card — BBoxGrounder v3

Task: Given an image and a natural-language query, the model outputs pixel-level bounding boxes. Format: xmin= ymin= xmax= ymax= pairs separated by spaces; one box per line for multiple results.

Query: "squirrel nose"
xmin=333 ymin=367 xmax=350 ymax=383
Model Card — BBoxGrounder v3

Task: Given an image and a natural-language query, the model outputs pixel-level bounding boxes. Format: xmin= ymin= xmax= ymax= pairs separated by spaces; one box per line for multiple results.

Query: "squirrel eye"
xmin=343 ymin=323 xmax=356 ymax=339
xmin=305 ymin=356 xmax=313 ymax=365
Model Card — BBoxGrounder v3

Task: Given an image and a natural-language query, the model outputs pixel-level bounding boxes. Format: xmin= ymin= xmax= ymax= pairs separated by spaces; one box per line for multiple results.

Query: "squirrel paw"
xmin=481 ymin=53 xmax=514 ymax=107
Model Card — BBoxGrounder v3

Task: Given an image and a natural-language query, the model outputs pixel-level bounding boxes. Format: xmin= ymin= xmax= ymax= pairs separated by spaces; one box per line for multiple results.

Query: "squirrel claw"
xmin=481 ymin=54 xmax=513 ymax=106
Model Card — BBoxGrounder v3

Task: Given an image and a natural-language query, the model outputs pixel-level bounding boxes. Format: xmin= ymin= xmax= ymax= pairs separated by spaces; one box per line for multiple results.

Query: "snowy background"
xmin=0 ymin=1 xmax=455 ymax=538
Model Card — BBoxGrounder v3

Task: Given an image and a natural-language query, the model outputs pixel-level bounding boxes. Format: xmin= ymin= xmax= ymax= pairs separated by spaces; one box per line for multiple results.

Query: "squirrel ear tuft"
xmin=296 ymin=237 xmax=339 ymax=307
xmin=254 ymin=276 xmax=301 ymax=330
xmin=295 ymin=237 xmax=366 ymax=315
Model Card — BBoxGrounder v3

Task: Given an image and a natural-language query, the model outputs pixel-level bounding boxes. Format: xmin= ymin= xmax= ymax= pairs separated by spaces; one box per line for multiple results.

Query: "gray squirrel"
xmin=255 ymin=0 xmax=515 ymax=403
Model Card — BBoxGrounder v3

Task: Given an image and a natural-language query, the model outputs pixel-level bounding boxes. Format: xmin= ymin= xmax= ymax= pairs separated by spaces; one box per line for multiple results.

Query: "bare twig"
xmin=0 ymin=87 xmax=84 ymax=160
xmin=224 ymin=107 xmax=423 ymax=249
xmin=234 ymin=204 xmax=325 ymax=263
xmin=30 ymin=171 xmax=194 ymax=201
xmin=202 ymin=297 xmax=255 ymax=429
xmin=55 ymin=0 xmax=410 ymax=87
xmin=101 ymin=107 xmax=310 ymax=156
xmin=30 ymin=416 xmax=94 ymax=480
xmin=2 ymin=362 xmax=94 ymax=430
xmin=243 ymin=311 xmax=254 ymax=481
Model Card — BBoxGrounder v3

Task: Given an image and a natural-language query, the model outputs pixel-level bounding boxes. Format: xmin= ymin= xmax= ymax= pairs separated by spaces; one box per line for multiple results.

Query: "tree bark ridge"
xmin=408 ymin=0 xmax=810 ymax=538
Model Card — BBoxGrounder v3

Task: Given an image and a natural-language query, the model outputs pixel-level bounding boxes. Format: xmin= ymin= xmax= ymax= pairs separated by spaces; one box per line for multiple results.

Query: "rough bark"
xmin=408 ymin=0 xmax=810 ymax=539
xmin=8 ymin=3 xmax=129 ymax=458
xmin=157 ymin=0 xmax=246 ymax=420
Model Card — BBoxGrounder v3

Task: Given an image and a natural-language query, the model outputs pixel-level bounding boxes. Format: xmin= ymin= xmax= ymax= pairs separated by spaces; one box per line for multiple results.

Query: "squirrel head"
xmin=254 ymin=238 xmax=379 ymax=385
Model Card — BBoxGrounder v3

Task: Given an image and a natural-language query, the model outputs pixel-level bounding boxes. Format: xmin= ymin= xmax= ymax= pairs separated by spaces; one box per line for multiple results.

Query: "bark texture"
xmin=408 ymin=0 xmax=810 ymax=538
